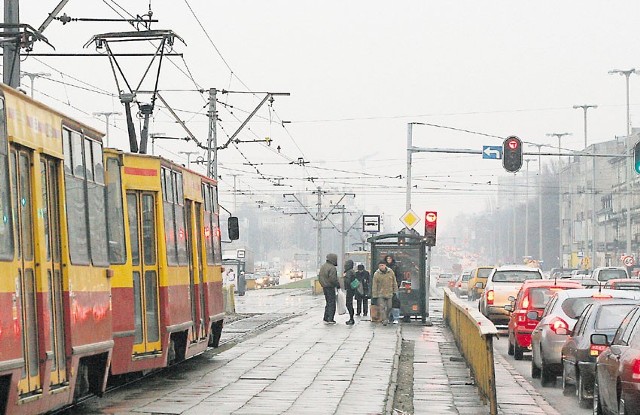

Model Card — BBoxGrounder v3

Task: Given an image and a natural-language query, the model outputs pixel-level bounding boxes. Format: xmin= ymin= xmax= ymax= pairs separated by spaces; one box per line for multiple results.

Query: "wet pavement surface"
xmin=66 ymin=288 xmax=564 ymax=414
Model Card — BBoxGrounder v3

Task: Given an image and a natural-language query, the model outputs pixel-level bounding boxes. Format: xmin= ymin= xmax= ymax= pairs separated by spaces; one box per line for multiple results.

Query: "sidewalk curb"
xmin=385 ymin=324 xmax=402 ymax=414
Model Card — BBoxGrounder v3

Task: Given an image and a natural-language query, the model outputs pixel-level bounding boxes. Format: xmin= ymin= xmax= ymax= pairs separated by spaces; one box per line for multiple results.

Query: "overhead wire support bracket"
xmin=0 ymin=23 xmax=55 ymax=51
xmin=84 ymin=30 xmax=186 ymax=154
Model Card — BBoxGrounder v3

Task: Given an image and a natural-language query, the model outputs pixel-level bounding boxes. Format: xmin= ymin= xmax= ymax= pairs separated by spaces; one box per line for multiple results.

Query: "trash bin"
xmin=237 ymin=272 xmax=246 ymax=296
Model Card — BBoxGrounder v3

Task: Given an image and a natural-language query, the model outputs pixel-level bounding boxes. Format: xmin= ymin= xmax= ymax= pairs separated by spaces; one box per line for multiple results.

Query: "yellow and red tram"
xmin=0 ymin=83 xmax=230 ymax=415
xmin=0 ymin=84 xmax=112 ymax=414
xmin=105 ymin=150 xmax=224 ymax=375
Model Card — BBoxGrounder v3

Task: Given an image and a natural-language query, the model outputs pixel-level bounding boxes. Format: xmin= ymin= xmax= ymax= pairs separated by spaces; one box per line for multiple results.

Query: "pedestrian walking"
xmin=344 ymin=260 xmax=356 ymax=325
xmin=355 ymin=264 xmax=370 ymax=316
xmin=385 ymin=254 xmax=402 ymax=324
xmin=372 ymin=260 xmax=397 ymax=326
xmin=318 ymin=253 xmax=340 ymax=324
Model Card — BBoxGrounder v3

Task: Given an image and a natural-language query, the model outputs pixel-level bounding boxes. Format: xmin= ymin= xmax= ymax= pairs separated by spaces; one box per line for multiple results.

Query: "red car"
xmin=507 ymin=280 xmax=581 ymax=360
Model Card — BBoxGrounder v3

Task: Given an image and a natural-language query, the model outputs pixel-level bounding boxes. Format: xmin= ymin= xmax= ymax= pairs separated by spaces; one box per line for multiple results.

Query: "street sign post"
xmin=363 ymin=214 xmax=381 ymax=233
xmin=482 ymin=145 xmax=503 ymax=160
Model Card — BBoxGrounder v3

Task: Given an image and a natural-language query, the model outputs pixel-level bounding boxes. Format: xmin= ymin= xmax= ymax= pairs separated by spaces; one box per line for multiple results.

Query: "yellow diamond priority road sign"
xmin=400 ymin=209 xmax=420 ymax=229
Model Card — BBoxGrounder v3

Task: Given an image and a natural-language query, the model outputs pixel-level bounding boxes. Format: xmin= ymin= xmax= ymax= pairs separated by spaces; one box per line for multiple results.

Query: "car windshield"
xmin=529 ymin=287 xmax=569 ymax=308
xmin=595 ymin=304 xmax=636 ymax=330
xmin=478 ymin=268 xmax=492 ymax=278
xmin=599 ymin=269 xmax=627 ymax=281
xmin=492 ymin=270 xmax=541 ymax=283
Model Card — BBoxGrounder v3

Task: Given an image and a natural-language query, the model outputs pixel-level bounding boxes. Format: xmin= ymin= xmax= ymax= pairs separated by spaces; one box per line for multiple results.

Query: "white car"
xmin=591 ymin=266 xmax=629 ymax=284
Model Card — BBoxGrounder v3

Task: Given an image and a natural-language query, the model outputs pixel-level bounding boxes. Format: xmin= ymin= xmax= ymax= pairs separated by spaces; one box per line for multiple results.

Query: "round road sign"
xmin=623 ymin=255 xmax=635 ymax=267
xmin=426 ymin=212 xmax=437 ymax=223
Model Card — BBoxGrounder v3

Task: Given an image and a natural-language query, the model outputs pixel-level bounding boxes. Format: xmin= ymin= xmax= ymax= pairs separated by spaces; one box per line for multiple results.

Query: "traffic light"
xmin=503 ymin=136 xmax=523 ymax=173
xmin=424 ymin=211 xmax=437 ymax=247
xmin=634 ymin=141 xmax=640 ymax=174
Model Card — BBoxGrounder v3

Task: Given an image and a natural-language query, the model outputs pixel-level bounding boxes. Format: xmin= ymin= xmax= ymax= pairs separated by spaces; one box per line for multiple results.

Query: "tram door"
xmin=127 ymin=192 xmax=161 ymax=354
xmin=185 ymin=200 xmax=206 ymax=341
xmin=10 ymin=148 xmax=40 ymax=395
xmin=194 ymin=203 xmax=206 ymax=339
xmin=40 ymin=158 xmax=66 ymax=386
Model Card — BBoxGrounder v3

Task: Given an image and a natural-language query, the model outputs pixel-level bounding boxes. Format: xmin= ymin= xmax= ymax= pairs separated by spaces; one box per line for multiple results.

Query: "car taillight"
xmin=456 ymin=282 xmax=461 ymax=287
xmin=633 ymin=359 xmax=640 ymax=381
xmin=486 ymin=290 xmax=494 ymax=305
xmin=522 ymin=296 xmax=529 ymax=309
xmin=590 ymin=343 xmax=607 ymax=357
xmin=549 ymin=317 xmax=569 ymax=335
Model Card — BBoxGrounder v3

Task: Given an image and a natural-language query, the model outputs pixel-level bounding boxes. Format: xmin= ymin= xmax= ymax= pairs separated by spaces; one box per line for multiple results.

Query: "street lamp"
xmin=20 ymin=71 xmax=51 ymax=99
xmin=547 ymin=132 xmax=572 ymax=268
xmin=178 ymin=151 xmax=199 ymax=168
xmin=573 ymin=104 xmax=598 ymax=269
xmin=609 ymin=69 xmax=637 ymax=257
xmin=530 ymin=143 xmax=544 ymax=264
xmin=93 ymin=111 xmax=122 ymax=148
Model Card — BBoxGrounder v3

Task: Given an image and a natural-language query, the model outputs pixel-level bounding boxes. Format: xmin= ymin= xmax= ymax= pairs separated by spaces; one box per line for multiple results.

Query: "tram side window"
xmin=87 ymin=140 xmax=108 ymax=266
xmin=63 ymin=129 xmax=109 ymax=266
xmin=106 ymin=157 xmax=126 ymax=264
xmin=0 ymin=98 xmax=13 ymax=260
xmin=162 ymin=168 xmax=188 ymax=266
xmin=65 ymin=131 xmax=89 ymax=264
xmin=203 ymin=183 xmax=220 ymax=265
xmin=175 ymin=172 xmax=188 ymax=265
xmin=163 ymin=167 xmax=177 ymax=265
xmin=210 ymin=185 xmax=222 ymax=263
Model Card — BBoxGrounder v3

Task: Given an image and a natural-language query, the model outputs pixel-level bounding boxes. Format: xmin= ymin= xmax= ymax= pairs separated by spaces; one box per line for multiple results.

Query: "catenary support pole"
xmin=3 ymin=0 xmax=20 ymax=88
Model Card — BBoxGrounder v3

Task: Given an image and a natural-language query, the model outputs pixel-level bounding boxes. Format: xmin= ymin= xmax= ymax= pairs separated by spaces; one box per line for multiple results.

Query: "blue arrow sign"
xmin=482 ymin=145 xmax=502 ymax=160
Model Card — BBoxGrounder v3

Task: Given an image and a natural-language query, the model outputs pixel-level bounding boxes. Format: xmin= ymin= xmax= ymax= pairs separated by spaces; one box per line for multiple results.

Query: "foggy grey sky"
xmin=12 ymin=1 xmax=640 ymax=233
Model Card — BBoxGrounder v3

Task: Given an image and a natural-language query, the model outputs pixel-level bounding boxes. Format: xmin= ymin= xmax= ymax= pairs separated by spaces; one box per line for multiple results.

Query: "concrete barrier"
xmin=443 ymin=287 xmax=498 ymax=415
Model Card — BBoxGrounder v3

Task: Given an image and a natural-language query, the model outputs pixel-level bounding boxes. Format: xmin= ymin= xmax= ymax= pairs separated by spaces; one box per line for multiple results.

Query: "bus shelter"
xmin=368 ymin=233 xmax=427 ymax=322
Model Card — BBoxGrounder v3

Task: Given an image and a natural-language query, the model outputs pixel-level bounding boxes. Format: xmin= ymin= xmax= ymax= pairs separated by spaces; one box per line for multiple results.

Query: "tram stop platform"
xmin=70 ymin=289 xmax=560 ymax=415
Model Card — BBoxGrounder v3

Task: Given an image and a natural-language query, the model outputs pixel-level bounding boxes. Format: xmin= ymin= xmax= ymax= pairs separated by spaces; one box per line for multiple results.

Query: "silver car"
xmin=530 ymin=289 xmax=640 ymax=386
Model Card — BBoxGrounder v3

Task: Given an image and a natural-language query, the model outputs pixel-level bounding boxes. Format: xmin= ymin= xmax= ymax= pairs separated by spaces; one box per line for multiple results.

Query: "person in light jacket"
xmin=372 ymin=260 xmax=398 ymax=326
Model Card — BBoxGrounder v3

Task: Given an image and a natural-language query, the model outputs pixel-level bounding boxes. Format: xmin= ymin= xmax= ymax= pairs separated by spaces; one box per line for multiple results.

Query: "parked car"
xmin=468 ymin=266 xmax=495 ymax=301
xmin=454 ymin=271 xmax=472 ymax=298
xmin=478 ymin=265 xmax=543 ymax=327
xmin=593 ymin=304 xmax=640 ymax=414
xmin=507 ymin=280 xmax=581 ymax=360
xmin=592 ymin=266 xmax=630 ymax=284
xmin=561 ymin=299 xmax=639 ymax=407
xmin=531 ymin=289 xmax=640 ymax=386
xmin=604 ymin=279 xmax=640 ymax=291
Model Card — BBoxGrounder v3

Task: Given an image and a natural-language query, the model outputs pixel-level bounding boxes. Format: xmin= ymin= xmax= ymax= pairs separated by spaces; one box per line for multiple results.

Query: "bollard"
xmin=226 ymin=284 xmax=236 ymax=314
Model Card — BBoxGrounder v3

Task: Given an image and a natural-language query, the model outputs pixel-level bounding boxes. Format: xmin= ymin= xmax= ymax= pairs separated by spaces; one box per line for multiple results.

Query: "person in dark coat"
xmin=343 ymin=260 xmax=356 ymax=325
xmin=318 ymin=253 xmax=340 ymax=324
xmin=355 ymin=264 xmax=370 ymax=316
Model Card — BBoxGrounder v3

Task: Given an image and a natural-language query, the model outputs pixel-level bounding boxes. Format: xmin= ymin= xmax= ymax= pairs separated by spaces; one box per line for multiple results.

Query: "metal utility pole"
xmin=547 ymin=132 xmax=572 ymax=268
xmin=406 ymin=122 xmax=413 ymax=211
xmin=525 ymin=159 xmax=533 ymax=257
xmin=93 ymin=111 xmax=121 ymax=148
xmin=512 ymin=173 xmax=517 ymax=261
xmin=609 ymin=69 xmax=637 ymax=256
xmin=530 ymin=144 xmax=545 ymax=264
xmin=3 ymin=0 xmax=20 ymax=88
xmin=574 ymin=104 xmax=598 ymax=268
xmin=21 ymin=71 xmax=50 ymax=98
xmin=207 ymin=88 xmax=218 ymax=180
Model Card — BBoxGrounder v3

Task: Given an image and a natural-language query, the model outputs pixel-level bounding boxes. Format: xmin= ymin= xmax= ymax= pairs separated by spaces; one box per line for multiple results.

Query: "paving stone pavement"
xmin=70 ymin=290 xmax=563 ymax=414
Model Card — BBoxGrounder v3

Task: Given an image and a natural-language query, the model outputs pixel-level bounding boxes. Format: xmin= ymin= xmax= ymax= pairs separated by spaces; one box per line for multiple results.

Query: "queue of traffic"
xmin=448 ymin=264 xmax=640 ymax=414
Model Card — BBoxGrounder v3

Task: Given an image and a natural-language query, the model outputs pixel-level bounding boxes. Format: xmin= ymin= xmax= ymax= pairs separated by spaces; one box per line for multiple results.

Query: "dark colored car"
xmin=561 ymin=300 xmax=639 ymax=407
xmin=604 ymin=279 xmax=640 ymax=291
xmin=593 ymin=304 xmax=640 ymax=414
xmin=507 ymin=280 xmax=581 ymax=360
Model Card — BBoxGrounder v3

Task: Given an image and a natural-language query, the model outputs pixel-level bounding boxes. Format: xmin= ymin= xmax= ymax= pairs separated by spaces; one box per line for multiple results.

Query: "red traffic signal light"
xmin=424 ymin=211 xmax=437 ymax=247
xmin=503 ymin=136 xmax=523 ymax=173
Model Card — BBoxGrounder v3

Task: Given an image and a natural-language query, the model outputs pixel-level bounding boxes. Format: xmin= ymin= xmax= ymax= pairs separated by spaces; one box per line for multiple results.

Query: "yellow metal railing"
xmin=443 ymin=287 xmax=498 ymax=415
